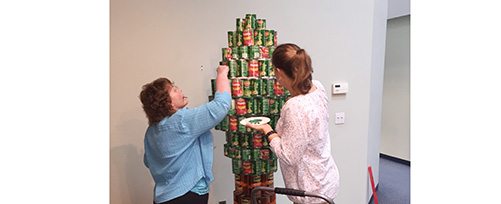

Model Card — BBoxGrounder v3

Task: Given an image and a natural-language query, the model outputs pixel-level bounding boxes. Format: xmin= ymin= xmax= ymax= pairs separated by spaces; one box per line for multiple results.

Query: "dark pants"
xmin=155 ymin=192 xmax=209 ymax=204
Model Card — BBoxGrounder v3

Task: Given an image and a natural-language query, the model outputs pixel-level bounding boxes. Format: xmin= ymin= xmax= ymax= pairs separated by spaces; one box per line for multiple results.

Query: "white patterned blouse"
xmin=270 ymin=80 xmax=340 ymax=204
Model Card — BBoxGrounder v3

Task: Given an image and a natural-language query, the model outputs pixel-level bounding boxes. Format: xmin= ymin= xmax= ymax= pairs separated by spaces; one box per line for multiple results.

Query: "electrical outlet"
xmin=335 ymin=112 xmax=345 ymax=125
xmin=219 ymin=201 xmax=226 ymax=204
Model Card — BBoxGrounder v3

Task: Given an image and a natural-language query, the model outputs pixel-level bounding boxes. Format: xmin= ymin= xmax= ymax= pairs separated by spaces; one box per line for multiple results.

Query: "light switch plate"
xmin=335 ymin=112 xmax=345 ymax=125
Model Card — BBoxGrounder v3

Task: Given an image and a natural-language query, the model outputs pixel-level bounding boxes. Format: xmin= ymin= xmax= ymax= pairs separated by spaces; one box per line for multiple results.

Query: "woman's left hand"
xmin=246 ymin=123 xmax=273 ymax=134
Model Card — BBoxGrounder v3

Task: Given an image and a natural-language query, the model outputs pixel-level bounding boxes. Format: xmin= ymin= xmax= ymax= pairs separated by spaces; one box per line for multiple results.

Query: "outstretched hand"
xmin=245 ymin=123 xmax=273 ymax=134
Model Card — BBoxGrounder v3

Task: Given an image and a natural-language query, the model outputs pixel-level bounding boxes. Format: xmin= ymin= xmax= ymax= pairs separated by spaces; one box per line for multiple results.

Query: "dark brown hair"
xmin=272 ymin=43 xmax=313 ymax=95
xmin=139 ymin=78 xmax=176 ymax=125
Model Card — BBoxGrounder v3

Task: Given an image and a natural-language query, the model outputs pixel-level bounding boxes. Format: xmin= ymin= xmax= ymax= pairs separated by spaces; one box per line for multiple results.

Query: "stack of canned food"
xmin=209 ymin=14 xmax=287 ymax=204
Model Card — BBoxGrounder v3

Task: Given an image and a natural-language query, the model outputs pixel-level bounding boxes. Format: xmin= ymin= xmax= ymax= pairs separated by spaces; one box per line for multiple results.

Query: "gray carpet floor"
xmin=369 ymin=156 xmax=410 ymax=204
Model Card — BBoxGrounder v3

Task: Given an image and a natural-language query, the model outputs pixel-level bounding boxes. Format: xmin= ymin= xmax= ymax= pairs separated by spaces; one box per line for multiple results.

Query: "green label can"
xmin=268 ymin=46 xmax=275 ymax=58
xmin=251 ymin=148 xmax=260 ymax=160
xmin=269 ymin=97 xmax=279 ymax=114
xmin=238 ymin=46 xmax=248 ymax=60
xmin=242 ymin=79 xmax=251 ymax=98
xmin=220 ymin=115 xmax=229 ymax=131
xmin=236 ymin=18 xmax=245 ymax=32
xmin=231 ymin=47 xmax=239 ymax=59
xmin=228 ymin=60 xmax=238 ymax=78
xmin=277 ymin=97 xmax=285 ymax=113
xmin=250 ymin=78 xmax=261 ymax=96
xmin=236 ymin=31 xmax=243 ymax=47
xmin=254 ymin=29 xmax=265 ymax=46
xmin=238 ymin=117 xmax=247 ymax=133
xmin=230 ymin=132 xmax=239 ymax=146
xmin=238 ymin=59 xmax=248 ymax=77
xmin=229 ymin=99 xmax=236 ymax=115
xmin=228 ymin=31 xmax=235 ymax=47
xmin=245 ymin=14 xmax=256 ymax=30
xmin=246 ymin=97 xmax=255 ymax=115
xmin=252 ymin=160 xmax=262 ymax=176
xmin=239 ymin=133 xmax=250 ymax=148
xmin=210 ymin=79 xmax=216 ymax=95
xmin=261 ymin=97 xmax=269 ymax=115
xmin=258 ymin=59 xmax=270 ymax=77
xmin=248 ymin=45 xmax=260 ymax=60
xmin=265 ymin=30 xmax=275 ymax=47
xmin=266 ymin=78 xmax=275 ymax=96
xmin=241 ymin=148 xmax=251 ymax=161
xmin=232 ymin=159 xmax=242 ymax=174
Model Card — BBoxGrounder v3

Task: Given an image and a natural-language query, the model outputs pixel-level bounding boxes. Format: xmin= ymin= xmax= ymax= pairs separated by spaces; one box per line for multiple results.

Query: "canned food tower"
xmin=209 ymin=14 xmax=290 ymax=204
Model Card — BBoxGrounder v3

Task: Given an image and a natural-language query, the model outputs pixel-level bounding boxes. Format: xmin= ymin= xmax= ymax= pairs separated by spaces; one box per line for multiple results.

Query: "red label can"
xmin=248 ymin=60 xmax=259 ymax=77
xmin=243 ymin=29 xmax=254 ymax=46
xmin=236 ymin=98 xmax=247 ymax=115
xmin=231 ymin=79 xmax=243 ymax=97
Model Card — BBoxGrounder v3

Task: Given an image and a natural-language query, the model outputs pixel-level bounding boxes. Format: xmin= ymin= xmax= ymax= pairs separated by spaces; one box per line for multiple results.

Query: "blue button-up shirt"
xmin=143 ymin=91 xmax=231 ymax=203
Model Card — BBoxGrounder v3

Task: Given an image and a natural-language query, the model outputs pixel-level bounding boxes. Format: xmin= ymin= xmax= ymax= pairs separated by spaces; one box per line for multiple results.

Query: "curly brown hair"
xmin=139 ymin=78 xmax=176 ymax=125
xmin=272 ymin=43 xmax=313 ymax=95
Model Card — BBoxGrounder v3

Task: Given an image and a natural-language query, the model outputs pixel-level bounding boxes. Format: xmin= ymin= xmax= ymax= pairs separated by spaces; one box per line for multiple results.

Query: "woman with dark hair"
xmin=247 ymin=43 xmax=340 ymax=203
xmin=139 ymin=65 xmax=231 ymax=204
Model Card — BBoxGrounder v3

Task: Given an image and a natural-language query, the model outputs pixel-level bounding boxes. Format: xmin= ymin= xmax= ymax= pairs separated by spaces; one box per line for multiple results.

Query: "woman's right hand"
xmin=217 ymin=65 xmax=229 ymax=77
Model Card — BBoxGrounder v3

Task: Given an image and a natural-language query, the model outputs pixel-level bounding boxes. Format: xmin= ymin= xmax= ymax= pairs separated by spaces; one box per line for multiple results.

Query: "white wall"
xmin=110 ymin=0 xmax=387 ymax=203
xmin=381 ymin=15 xmax=411 ymax=161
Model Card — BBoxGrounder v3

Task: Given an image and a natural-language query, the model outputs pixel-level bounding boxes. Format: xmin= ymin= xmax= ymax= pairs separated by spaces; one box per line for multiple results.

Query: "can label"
xmin=254 ymin=30 xmax=264 ymax=46
xmin=268 ymin=46 xmax=275 ymax=58
xmin=277 ymin=97 xmax=285 ymax=113
xmin=228 ymin=31 xmax=235 ymax=47
xmin=246 ymin=97 xmax=255 ymax=115
xmin=250 ymin=78 xmax=261 ymax=96
xmin=220 ymin=115 xmax=229 ymax=131
xmin=242 ymin=79 xmax=251 ymax=98
xmin=238 ymin=59 xmax=248 ymax=77
xmin=228 ymin=60 xmax=238 ymax=78
xmin=222 ymin=47 xmax=232 ymax=61
xmin=236 ymin=98 xmax=246 ymax=115
xmin=229 ymin=132 xmax=239 ymax=146
xmin=257 ymin=19 xmax=266 ymax=30
xmin=249 ymin=45 xmax=260 ymax=60
xmin=245 ymin=14 xmax=256 ymax=30
xmin=259 ymin=46 xmax=269 ymax=59
xmin=231 ymin=47 xmax=240 ymax=59
xmin=274 ymin=80 xmax=284 ymax=96
xmin=243 ymin=29 xmax=254 ymax=46
xmin=238 ymin=46 xmax=248 ymax=60
xmin=210 ymin=79 xmax=216 ymax=95
xmin=261 ymin=97 xmax=269 ymax=115
xmin=252 ymin=148 xmax=260 ymax=160
xmin=248 ymin=59 xmax=259 ymax=77
xmin=231 ymin=79 xmax=243 ymax=97
xmin=266 ymin=78 xmax=275 ymax=95
xmin=265 ymin=30 xmax=275 ymax=46
xmin=242 ymin=161 xmax=253 ymax=175
xmin=241 ymin=149 xmax=251 ymax=161
xmin=239 ymin=134 xmax=250 ymax=148
xmin=269 ymin=97 xmax=279 ymax=114
xmin=273 ymin=30 xmax=278 ymax=46
xmin=232 ymin=159 xmax=242 ymax=174
xmin=236 ymin=18 xmax=245 ymax=32
xmin=252 ymin=133 xmax=264 ymax=148
xmin=252 ymin=160 xmax=262 ymax=176
xmin=260 ymin=148 xmax=270 ymax=160
xmin=229 ymin=99 xmax=236 ymax=115
xmin=236 ymin=31 xmax=243 ymax=47
xmin=229 ymin=116 xmax=238 ymax=132
xmin=238 ymin=117 xmax=247 ymax=133
xmin=258 ymin=59 xmax=270 ymax=77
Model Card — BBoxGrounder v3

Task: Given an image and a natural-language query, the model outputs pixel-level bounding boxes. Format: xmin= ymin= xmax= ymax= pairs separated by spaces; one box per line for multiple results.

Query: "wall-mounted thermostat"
xmin=332 ymin=82 xmax=349 ymax=95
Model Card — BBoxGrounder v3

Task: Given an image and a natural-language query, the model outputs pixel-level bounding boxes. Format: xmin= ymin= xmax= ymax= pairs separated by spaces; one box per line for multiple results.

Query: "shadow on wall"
xmin=111 ymin=115 xmax=153 ymax=204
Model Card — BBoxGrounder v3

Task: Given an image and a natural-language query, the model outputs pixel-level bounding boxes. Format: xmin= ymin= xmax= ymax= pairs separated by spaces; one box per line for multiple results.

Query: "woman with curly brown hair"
xmin=140 ymin=65 xmax=231 ymax=204
xmin=246 ymin=43 xmax=340 ymax=203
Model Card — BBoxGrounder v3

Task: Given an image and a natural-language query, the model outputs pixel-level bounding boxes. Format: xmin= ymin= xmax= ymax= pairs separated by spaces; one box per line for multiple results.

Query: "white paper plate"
xmin=239 ymin=116 xmax=270 ymax=126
